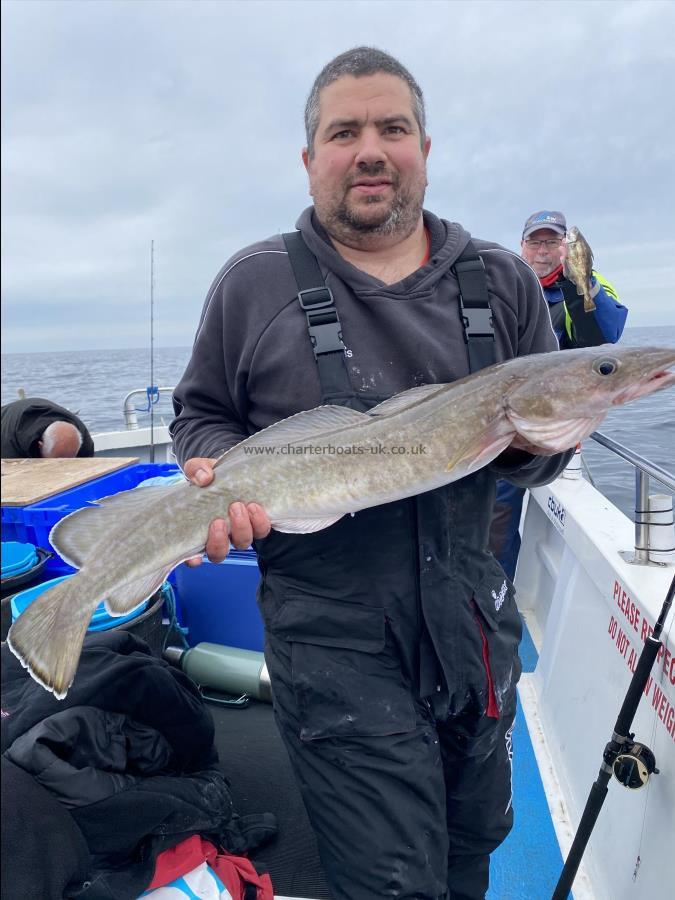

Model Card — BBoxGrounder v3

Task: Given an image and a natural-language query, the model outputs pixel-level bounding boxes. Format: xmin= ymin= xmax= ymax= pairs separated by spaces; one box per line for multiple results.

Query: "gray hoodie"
xmin=171 ymin=206 xmax=558 ymax=468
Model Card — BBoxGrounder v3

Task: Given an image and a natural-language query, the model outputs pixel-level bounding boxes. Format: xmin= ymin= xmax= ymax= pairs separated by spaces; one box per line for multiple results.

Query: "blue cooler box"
xmin=1 ymin=463 xmax=181 ymax=577
xmin=173 ymin=553 xmax=263 ymax=651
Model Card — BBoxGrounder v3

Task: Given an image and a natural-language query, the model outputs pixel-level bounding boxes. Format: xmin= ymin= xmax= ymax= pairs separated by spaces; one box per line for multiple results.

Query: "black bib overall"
xmin=254 ymin=234 xmax=521 ymax=900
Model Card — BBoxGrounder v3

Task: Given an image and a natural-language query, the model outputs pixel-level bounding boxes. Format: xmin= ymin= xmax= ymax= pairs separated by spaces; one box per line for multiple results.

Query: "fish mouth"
xmin=612 ymin=365 xmax=675 ymax=405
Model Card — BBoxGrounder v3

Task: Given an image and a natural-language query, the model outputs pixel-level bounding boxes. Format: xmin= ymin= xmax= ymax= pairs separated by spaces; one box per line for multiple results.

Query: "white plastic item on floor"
xmin=139 ymin=861 xmax=233 ymax=899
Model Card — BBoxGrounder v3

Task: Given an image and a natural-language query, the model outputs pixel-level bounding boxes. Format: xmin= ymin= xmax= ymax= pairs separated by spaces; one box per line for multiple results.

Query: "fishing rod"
xmin=149 ymin=240 xmax=155 ymax=464
xmin=552 ymin=573 xmax=674 ymax=899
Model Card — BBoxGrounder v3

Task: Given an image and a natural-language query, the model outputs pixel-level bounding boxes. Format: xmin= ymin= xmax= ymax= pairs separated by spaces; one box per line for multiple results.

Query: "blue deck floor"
xmin=488 ymin=622 xmax=567 ymax=899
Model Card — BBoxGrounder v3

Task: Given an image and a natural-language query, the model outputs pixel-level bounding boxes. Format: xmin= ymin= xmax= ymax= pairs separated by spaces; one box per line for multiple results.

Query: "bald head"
xmin=39 ymin=421 xmax=84 ymax=458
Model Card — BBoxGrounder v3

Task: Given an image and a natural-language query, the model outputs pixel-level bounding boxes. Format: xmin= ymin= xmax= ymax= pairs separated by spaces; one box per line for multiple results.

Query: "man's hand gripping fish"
xmin=8 ymin=345 xmax=675 ymax=699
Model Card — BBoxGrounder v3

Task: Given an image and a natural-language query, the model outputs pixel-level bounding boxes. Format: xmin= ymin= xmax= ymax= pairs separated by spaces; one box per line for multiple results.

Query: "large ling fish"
xmin=8 ymin=345 xmax=675 ymax=698
xmin=564 ymin=225 xmax=596 ymax=312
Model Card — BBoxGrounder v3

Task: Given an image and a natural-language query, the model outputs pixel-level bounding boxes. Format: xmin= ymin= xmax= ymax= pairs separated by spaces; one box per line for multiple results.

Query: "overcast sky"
xmin=2 ymin=0 xmax=674 ymax=353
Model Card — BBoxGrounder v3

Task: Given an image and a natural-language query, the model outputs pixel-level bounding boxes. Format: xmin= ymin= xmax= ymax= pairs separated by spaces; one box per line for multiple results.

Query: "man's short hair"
xmin=304 ymin=46 xmax=426 ymax=157
xmin=41 ymin=421 xmax=83 ymax=457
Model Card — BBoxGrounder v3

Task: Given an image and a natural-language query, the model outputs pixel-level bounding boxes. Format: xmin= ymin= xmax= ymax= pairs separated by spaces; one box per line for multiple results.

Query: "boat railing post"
xmin=634 ymin=468 xmax=650 ymax=564
xmin=123 ymin=391 xmax=140 ymax=430
xmin=648 ymin=493 xmax=675 ymax=564
xmin=589 ymin=432 xmax=674 ymax=566
xmin=121 ymin=386 xmax=175 ymax=431
xmin=561 ymin=443 xmax=583 ymax=480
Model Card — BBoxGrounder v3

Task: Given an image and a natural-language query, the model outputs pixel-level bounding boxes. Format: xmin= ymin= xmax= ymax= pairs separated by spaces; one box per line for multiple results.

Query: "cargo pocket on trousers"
xmin=270 ymin=597 xmax=417 ymax=741
xmin=471 ymin=565 xmax=523 ymax=715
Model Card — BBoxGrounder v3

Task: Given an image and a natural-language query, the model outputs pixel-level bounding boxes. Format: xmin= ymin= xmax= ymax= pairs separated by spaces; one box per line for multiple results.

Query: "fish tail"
xmin=7 ymin=575 xmax=96 ymax=699
xmin=582 ymin=284 xmax=597 ymax=312
xmin=570 ymin=272 xmax=597 ymax=312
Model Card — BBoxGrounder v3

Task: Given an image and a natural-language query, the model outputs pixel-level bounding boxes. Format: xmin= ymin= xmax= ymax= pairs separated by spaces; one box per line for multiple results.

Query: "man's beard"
xmin=316 ymin=163 xmax=426 ymax=245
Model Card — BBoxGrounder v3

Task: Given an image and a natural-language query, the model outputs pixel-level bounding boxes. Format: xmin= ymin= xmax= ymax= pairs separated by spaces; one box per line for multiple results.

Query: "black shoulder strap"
xmin=452 ymin=240 xmax=496 ymax=373
xmin=284 ymin=231 xmax=496 ymax=394
xmin=283 ymin=231 xmax=353 ymax=400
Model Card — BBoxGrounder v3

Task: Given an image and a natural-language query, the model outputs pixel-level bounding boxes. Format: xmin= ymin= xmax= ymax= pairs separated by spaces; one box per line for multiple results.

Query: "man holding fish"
xmin=519 ymin=209 xmax=627 ymax=349
xmin=11 ymin=47 xmax=674 ymax=900
xmin=490 ymin=212 xmax=629 ymax=580
xmin=170 ymin=48 xmax=575 ymax=900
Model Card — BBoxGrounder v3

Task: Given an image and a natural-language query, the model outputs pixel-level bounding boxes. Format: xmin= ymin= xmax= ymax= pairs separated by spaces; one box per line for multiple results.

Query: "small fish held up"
xmin=564 ymin=225 xmax=596 ymax=313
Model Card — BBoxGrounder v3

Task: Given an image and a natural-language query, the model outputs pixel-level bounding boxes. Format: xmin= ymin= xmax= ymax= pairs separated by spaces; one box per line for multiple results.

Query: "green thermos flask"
xmin=164 ymin=642 xmax=272 ymax=702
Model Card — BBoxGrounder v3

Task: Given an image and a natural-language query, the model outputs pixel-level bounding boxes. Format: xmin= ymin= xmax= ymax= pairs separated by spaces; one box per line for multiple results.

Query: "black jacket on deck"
xmin=1 ymin=397 xmax=95 ymax=458
xmin=1 ymin=632 xmax=276 ymax=900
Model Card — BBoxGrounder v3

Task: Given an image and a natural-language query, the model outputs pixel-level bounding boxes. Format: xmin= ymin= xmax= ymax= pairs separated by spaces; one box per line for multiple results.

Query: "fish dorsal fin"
xmin=216 ymin=406 xmax=370 ymax=463
xmin=368 ymin=384 xmax=445 ymax=417
xmin=49 ymin=485 xmax=181 ymax=569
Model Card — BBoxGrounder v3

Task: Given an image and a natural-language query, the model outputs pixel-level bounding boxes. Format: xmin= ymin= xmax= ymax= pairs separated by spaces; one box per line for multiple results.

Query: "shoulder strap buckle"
xmin=452 ymin=243 xmax=496 ymax=372
xmin=298 ymin=286 xmax=335 ymax=312
xmin=308 ymin=321 xmax=344 ymax=357
xmin=282 ymin=233 xmax=346 ymax=361
xmin=459 ymin=301 xmax=494 ymax=338
xmin=297 ymin=286 xmax=345 ymax=358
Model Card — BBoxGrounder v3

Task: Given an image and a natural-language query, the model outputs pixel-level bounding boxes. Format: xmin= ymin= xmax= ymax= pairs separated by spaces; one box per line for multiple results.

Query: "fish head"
xmin=601 ymin=345 xmax=675 ymax=405
xmin=565 ymin=225 xmax=592 ymax=262
xmin=504 ymin=345 xmax=675 ymax=451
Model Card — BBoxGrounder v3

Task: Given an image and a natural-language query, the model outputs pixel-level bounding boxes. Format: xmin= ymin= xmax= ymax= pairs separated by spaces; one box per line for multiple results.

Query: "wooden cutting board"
xmin=1 ymin=457 xmax=140 ymax=506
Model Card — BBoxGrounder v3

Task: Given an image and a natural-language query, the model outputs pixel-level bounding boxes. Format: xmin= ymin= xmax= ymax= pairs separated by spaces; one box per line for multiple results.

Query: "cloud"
xmin=2 ymin=0 xmax=674 ymax=353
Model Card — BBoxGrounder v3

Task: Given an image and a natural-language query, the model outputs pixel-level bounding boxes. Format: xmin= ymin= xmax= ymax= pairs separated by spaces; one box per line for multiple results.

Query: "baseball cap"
xmin=522 ymin=210 xmax=567 ymax=239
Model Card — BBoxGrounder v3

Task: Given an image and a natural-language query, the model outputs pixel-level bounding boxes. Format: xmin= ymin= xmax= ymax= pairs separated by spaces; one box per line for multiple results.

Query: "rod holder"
xmin=648 ymin=493 xmax=675 ymax=564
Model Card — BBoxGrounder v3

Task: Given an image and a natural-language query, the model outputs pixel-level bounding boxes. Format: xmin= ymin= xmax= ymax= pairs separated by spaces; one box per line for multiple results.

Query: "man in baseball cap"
xmin=519 ymin=209 xmax=625 ymax=339
xmin=489 ymin=209 xmax=628 ymax=582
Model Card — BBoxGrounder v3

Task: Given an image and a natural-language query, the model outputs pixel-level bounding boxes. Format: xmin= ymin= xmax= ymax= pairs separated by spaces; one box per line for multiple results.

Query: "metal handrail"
xmin=590 ymin=431 xmax=675 ymax=492
xmin=123 ymin=386 xmax=176 ymax=430
xmin=589 ymin=431 xmax=675 ymax=564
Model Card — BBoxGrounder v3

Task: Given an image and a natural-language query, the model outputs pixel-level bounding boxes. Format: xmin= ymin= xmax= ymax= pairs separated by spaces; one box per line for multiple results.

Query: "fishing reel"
xmin=609 ymin=735 xmax=658 ymax=790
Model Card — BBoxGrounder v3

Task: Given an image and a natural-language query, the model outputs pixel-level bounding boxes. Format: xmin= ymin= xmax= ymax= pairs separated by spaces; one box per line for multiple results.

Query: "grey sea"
xmin=2 ymin=326 xmax=674 ymax=518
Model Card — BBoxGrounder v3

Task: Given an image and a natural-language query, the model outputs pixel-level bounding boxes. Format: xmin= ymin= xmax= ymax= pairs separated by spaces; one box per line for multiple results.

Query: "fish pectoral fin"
xmin=446 ymin=420 xmax=515 ymax=474
xmin=7 ymin=574 xmax=96 ymax=699
xmin=508 ymin=411 xmax=605 ymax=451
xmin=103 ymin=563 xmax=177 ymax=615
xmin=50 ymin=485 xmax=180 ymax=569
xmin=215 ymin=407 xmax=370 ymax=464
xmin=272 ymin=514 xmax=345 ymax=534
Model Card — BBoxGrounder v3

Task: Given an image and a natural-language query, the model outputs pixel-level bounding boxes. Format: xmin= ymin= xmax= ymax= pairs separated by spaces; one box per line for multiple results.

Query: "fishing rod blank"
xmin=149 ymin=239 xmax=155 ymax=464
xmin=552 ymin=574 xmax=674 ymax=900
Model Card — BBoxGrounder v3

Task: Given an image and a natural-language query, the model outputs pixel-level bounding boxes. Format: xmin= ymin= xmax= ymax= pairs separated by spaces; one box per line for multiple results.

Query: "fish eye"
xmin=593 ymin=358 xmax=618 ymax=376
